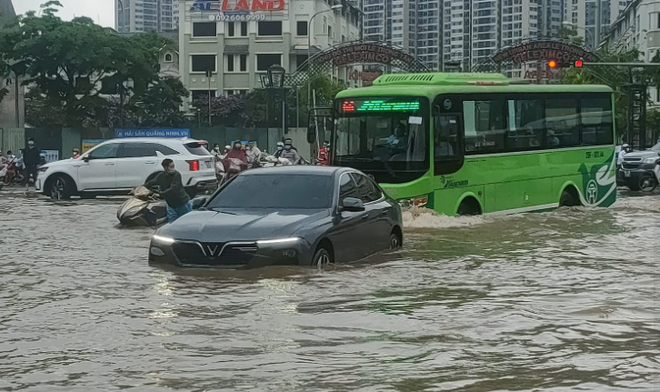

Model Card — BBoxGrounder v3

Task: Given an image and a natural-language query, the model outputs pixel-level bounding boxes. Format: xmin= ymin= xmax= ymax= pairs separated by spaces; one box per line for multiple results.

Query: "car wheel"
xmin=389 ymin=233 xmax=402 ymax=249
xmin=50 ymin=176 xmax=72 ymax=200
xmin=312 ymin=247 xmax=332 ymax=268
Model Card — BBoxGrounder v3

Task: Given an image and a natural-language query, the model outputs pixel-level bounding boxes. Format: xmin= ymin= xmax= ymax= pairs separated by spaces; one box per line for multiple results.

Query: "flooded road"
xmin=0 ymin=188 xmax=658 ymax=391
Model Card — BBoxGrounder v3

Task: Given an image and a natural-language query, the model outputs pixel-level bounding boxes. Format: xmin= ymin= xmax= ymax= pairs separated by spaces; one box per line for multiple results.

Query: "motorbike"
xmin=260 ymin=154 xmax=293 ymax=167
xmin=2 ymin=158 xmax=25 ymax=186
xmin=117 ymin=186 xmax=168 ymax=227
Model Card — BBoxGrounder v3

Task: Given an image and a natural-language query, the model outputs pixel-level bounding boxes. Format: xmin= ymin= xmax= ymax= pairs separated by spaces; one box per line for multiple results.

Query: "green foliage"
xmin=0 ymin=2 xmax=186 ymax=127
xmin=555 ymin=26 xmax=585 ymax=47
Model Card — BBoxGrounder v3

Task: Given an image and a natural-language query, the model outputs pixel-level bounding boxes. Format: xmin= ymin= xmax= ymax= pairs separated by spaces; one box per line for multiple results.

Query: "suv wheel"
xmin=49 ymin=176 xmax=73 ymax=200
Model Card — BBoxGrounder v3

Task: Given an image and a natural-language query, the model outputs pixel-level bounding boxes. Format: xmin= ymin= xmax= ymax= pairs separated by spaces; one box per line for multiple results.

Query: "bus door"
xmin=432 ymin=97 xmax=465 ymax=176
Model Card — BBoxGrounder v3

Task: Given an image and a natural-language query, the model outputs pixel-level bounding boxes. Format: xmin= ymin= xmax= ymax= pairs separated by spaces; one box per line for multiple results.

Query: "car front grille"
xmin=172 ymin=241 xmax=257 ymax=266
xmin=622 ymin=162 xmax=641 ymax=169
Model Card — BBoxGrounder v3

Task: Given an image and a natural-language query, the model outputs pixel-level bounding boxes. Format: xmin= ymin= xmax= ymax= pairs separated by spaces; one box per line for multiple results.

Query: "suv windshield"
xmin=334 ymin=97 xmax=429 ymax=184
xmin=651 ymin=143 xmax=660 ymax=151
xmin=207 ymin=174 xmax=333 ymax=210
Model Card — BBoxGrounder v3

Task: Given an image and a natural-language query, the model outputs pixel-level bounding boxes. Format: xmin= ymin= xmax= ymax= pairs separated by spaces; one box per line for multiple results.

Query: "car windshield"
xmin=207 ymin=174 xmax=334 ymax=210
xmin=334 ymin=97 xmax=429 ymax=184
xmin=651 ymin=143 xmax=660 ymax=152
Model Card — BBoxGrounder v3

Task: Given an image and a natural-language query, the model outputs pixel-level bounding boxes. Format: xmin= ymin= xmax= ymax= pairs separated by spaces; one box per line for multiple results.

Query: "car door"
xmin=326 ymin=173 xmax=372 ymax=262
xmin=351 ymin=173 xmax=391 ymax=253
xmin=115 ymin=142 xmax=159 ymax=188
xmin=77 ymin=143 xmax=121 ymax=190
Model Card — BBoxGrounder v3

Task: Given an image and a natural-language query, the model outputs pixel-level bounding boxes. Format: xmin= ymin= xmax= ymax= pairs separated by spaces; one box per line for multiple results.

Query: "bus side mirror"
xmin=307 ymin=123 xmax=317 ymax=144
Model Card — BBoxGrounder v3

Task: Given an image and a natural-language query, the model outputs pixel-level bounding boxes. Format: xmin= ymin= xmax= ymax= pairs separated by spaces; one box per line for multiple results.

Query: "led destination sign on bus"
xmin=341 ymin=99 xmax=421 ymax=113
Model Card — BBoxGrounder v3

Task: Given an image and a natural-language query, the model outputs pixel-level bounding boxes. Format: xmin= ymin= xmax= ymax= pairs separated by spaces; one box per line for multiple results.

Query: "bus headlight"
xmin=398 ymin=195 xmax=429 ymax=209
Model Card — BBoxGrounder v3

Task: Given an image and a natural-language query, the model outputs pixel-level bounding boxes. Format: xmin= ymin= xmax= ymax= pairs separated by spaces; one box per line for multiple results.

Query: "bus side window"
xmin=433 ymin=107 xmax=459 ymax=159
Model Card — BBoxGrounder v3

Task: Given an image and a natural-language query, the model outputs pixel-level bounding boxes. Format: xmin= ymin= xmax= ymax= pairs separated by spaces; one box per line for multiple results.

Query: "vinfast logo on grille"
xmin=190 ymin=0 xmax=286 ymax=12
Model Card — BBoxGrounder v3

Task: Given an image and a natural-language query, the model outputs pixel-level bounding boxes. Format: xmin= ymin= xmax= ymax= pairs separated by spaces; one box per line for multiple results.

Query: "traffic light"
xmin=548 ymin=60 xmax=558 ymax=69
xmin=574 ymin=60 xmax=584 ymax=68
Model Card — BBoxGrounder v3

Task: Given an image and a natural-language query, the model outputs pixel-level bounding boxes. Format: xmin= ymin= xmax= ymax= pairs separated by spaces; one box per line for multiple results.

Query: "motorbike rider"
xmin=246 ymin=141 xmax=262 ymax=169
xmin=281 ymin=140 xmax=302 ymax=165
xmin=23 ymin=138 xmax=41 ymax=191
xmin=72 ymin=148 xmax=81 ymax=159
xmin=145 ymin=159 xmax=192 ymax=223
xmin=318 ymin=141 xmax=330 ymax=166
xmin=224 ymin=141 xmax=248 ymax=176
xmin=274 ymin=142 xmax=285 ymax=158
xmin=211 ymin=144 xmax=222 ymax=157
xmin=618 ymin=144 xmax=631 ymax=168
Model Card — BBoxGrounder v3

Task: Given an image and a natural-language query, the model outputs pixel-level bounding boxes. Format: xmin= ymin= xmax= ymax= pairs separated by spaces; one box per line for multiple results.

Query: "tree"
xmin=132 ymin=76 xmax=189 ymax=127
xmin=555 ymin=26 xmax=585 ymax=47
xmin=0 ymin=1 xmax=181 ymax=127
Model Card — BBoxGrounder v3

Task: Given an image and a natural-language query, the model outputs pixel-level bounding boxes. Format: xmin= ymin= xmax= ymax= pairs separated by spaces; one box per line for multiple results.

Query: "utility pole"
xmin=595 ymin=0 xmax=602 ymax=49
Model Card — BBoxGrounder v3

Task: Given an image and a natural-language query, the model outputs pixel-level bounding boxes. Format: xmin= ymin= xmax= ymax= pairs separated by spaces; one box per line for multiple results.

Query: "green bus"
xmin=330 ymin=73 xmax=617 ymax=216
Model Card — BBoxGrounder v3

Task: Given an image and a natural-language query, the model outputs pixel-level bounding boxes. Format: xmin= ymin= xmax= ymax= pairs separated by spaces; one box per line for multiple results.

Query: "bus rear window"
xmin=184 ymin=142 xmax=211 ymax=156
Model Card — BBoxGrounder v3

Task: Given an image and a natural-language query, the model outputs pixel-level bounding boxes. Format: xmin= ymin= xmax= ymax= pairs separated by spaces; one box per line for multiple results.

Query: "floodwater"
xmin=0 ymin=188 xmax=658 ymax=391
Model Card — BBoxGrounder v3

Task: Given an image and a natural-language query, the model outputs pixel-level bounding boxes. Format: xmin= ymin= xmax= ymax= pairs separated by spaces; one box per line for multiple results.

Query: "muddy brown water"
xmin=0 ymin=188 xmax=658 ymax=391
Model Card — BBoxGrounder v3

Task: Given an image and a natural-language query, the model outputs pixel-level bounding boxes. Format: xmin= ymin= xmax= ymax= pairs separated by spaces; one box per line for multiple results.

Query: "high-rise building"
xmin=363 ymin=0 xmax=563 ymax=72
xmin=564 ymin=0 xmax=631 ymax=48
xmin=116 ymin=0 xmax=178 ymax=33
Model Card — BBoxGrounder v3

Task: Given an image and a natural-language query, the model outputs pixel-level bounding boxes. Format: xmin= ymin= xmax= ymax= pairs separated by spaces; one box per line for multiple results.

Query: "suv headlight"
xmin=642 ymin=157 xmax=658 ymax=164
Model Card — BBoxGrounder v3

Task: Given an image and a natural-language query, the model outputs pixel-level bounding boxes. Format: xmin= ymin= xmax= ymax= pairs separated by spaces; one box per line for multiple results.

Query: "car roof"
xmin=240 ymin=166 xmax=353 ymax=177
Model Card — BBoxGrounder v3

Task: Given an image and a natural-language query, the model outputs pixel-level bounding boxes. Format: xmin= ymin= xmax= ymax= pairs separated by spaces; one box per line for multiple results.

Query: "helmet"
xmin=224 ymin=145 xmax=231 ymax=150
xmin=622 ymin=143 xmax=629 ymax=148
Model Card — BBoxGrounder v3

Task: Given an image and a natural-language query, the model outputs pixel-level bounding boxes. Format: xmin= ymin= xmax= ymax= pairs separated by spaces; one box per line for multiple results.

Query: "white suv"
xmin=36 ymin=138 xmax=217 ymax=200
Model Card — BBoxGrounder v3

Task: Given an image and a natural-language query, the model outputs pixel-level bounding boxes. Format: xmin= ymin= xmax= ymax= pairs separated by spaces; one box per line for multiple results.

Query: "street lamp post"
xmin=268 ymin=64 xmax=287 ymax=134
xmin=307 ymin=4 xmax=343 ymax=109
xmin=205 ymin=69 xmax=213 ymax=126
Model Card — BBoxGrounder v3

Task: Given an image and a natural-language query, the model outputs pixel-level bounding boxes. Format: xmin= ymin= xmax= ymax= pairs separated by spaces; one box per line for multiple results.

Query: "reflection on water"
xmin=0 ymin=188 xmax=658 ymax=391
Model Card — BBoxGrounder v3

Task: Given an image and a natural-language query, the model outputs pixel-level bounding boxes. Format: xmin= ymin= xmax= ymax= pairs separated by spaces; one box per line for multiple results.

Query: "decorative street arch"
xmin=286 ymin=40 xmax=430 ymax=86
xmin=472 ymin=39 xmax=598 ymax=75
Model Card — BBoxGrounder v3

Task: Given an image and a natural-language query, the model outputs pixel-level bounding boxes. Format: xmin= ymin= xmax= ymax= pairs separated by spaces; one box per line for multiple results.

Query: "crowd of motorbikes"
xmin=117 ymin=143 xmax=322 ymax=227
xmin=0 ymin=152 xmax=48 ymax=190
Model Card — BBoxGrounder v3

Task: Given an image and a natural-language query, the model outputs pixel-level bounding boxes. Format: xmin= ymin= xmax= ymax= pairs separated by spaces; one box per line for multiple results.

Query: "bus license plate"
xmin=624 ymin=170 xmax=631 ymax=177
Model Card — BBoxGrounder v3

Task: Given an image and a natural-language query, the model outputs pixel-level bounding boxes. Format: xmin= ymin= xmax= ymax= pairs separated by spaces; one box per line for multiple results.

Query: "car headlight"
xmin=152 ymin=234 xmax=175 ymax=244
xmin=642 ymin=157 xmax=658 ymax=164
xmin=256 ymin=237 xmax=300 ymax=246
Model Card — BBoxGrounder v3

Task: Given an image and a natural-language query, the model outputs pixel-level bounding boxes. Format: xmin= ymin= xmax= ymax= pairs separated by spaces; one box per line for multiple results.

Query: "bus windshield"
xmin=334 ymin=97 xmax=429 ymax=184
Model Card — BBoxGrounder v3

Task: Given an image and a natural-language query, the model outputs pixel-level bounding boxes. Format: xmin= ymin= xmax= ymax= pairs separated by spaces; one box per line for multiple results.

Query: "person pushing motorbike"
xmin=145 ymin=159 xmax=192 ymax=223
xmin=23 ymin=138 xmax=41 ymax=192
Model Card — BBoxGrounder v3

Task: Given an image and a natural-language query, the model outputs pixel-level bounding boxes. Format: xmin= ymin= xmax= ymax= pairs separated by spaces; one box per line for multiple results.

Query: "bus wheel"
xmin=559 ymin=187 xmax=580 ymax=207
xmin=457 ymin=198 xmax=481 ymax=216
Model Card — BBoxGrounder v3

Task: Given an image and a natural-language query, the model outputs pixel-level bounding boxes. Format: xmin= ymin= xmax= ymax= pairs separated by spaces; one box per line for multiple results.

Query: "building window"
xmin=240 ymin=55 xmax=247 ymax=72
xmin=240 ymin=21 xmax=248 ymax=36
xmin=225 ymin=89 xmax=248 ymax=96
xmin=297 ymin=21 xmax=308 ymax=36
xmin=228 ymin=22 xmax=235 ymax=37
xmin=193 ymin=22 xmax=216 ymax=37
xmin=226 ymin=54 xmax=234 ymax=72
xmin=191 ymin=55 xmax=216 ymax=73
xmin=258 ymin=21 xmax=282 ymax=36
xmin=164 ymin=53 xmax=173 ymax=63
xmin=256 ymin=54 xmax=282 ymax=71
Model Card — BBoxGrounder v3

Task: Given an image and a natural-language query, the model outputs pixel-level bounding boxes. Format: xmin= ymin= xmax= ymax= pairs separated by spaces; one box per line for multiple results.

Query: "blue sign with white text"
xmin=114 ymin=129 xmax=191 ymax=138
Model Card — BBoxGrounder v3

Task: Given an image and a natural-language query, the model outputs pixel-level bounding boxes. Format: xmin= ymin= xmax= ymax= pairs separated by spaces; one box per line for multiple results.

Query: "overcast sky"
xmin=14 ymin=0 xmax=115 ymax=27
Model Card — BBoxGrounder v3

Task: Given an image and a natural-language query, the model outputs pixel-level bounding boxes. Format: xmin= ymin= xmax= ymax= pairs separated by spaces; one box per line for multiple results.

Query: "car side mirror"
xmin=83 ymin=156 xmax=90 ymax=163
xmin=341 ymin=197 xmax=365 ymax=212
xmin=192 ymin=196 xmax=208 ymax=210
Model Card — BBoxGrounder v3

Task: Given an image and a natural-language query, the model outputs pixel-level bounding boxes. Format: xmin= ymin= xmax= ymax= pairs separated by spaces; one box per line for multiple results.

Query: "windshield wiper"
xmin=209 ymin=208 xmax=238 ymax=215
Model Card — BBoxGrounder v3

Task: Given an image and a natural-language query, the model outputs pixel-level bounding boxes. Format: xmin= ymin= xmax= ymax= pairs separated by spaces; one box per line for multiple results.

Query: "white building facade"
xmin=116 ymin=0 xmax=178 ymax=33
xmin=178 ymin=0 xmax=361 ymax=112
xmin=565 ymin=0 xmax=631 ymax=48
